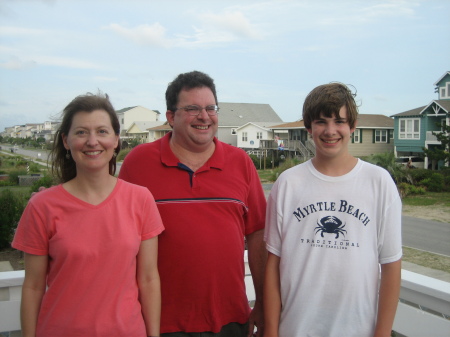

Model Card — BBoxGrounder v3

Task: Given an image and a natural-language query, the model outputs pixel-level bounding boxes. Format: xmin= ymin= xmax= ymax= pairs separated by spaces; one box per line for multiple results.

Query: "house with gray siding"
xmin=216 ymin=103 xmax=283 ymax=146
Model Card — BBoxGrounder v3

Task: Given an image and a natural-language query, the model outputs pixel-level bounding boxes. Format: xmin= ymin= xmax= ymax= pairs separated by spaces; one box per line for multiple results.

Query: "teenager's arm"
xmin=373 ymin=259 xmax=401 ymax=337
xmin=21 ymin=253 xmax=48 ymax=337
xmin=263 ymin=252 xmax=281 ymax=337
xmin=246 ymin=229 xmax=267 ymax=337
xmin=137 ymin=237 xmax=161 ymax=337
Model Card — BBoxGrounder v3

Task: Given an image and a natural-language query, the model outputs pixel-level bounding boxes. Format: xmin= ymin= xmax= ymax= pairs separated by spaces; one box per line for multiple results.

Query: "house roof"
xmin=392 ymin=100 xmax=450 ymax=117
xmin=236 ymin=122 xmax=284 ymax=131
xmin=270 ymin=120 xmax=304 ymax=129
xmin=391 ymin=106 xmax=426 ymax=117
xmin=127 ymin=121 xmax=165 ymax=133
xmin=217 ymin=103 xmax=283 ymax=126
xmin=116 ymin=106 xmax=137 ymax=114
xmin=356 ymin=114 xmax=394 ymax=128
xmin=116 ymin=106 xmax=161 ymax=114
xmin=430 ymin=100 xmax=450 ymax=113
xmin=148 ymin=122 xmax=172 ymax=131
xmin=434 ymin=71 xmax=450 ymax=86
xmin=269 ymin=114 xmax=393 ymax=129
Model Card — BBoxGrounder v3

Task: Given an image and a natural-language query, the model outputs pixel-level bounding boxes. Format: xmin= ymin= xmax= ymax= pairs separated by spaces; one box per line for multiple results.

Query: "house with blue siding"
xmin=391 ymin=71 xmax=450 ymax=170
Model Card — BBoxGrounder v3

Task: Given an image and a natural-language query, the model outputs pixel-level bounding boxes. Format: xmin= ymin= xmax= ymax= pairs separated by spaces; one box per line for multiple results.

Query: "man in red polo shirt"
xmin=119 ymin=71 xmax=266 ymax=337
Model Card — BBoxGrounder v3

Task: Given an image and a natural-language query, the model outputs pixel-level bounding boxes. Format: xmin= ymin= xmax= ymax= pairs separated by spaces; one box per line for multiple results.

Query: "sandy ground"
xmin=402 ymin=205 xmax=450 ymax=223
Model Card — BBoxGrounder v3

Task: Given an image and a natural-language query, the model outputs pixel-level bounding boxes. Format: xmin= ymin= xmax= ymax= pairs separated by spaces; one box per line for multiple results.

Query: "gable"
xmin=434 ymin=71 xmax=450 ymax=86
xmin=420 ymin=100 xmax=450 ymax=116
xmin=236 ymin=122 xmax=283 ymax=131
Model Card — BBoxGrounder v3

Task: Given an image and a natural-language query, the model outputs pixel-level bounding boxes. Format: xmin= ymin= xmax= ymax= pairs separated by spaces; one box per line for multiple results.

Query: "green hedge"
xmin=0 ymin=189 xmax=27 ymax=249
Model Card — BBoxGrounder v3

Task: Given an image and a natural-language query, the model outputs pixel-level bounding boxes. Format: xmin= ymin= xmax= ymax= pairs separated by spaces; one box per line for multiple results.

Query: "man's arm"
xmin=373 ymin=259 xmax=401 ymax=337
xmin=246 ymin=229 xmax=267 ymax=337
xmin=263 ymin=252 xmax=281 ymax=337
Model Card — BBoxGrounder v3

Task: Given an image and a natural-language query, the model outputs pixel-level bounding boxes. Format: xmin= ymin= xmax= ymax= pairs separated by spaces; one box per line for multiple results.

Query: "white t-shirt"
xmin=265 ymin=159 xmax=402 ymax=337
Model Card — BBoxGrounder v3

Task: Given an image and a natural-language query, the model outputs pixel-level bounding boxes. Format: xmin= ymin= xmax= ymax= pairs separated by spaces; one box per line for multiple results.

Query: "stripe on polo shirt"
xmin=155 ymin=197 xmax=248 ymax=211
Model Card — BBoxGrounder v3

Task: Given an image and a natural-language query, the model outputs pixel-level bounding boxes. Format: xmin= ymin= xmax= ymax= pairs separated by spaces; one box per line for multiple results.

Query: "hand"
xmin=248 ymin=300 xmax=264 ymax=337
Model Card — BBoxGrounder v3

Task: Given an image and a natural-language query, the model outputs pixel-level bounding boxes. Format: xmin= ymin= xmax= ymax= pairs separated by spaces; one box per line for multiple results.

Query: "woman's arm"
xmin=21 ymin=253 xmax=48 ymax=337
xmin=137 ymin=237 xmax=161 ymax=337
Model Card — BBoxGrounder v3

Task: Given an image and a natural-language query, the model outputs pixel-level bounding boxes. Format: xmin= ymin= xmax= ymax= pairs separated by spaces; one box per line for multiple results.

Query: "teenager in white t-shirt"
xmin=263 ymin=83 xmax=402 ymax=337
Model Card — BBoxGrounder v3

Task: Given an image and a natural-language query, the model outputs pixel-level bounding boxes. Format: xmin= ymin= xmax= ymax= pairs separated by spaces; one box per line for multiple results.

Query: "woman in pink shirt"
xmin=12 ymin=92 xmax=164 ymax=337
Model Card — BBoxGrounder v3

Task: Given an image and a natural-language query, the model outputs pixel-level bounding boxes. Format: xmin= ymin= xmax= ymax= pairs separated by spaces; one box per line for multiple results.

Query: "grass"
xmin=402 ymin=246 xmax=450 ymax=273
xmin=257 ymin=169 xmax=275 ymax=182
xmin=0 ymin=186 xmax=31 ymax=194
xmin=402 ymin=192 xmax=450 ymax=207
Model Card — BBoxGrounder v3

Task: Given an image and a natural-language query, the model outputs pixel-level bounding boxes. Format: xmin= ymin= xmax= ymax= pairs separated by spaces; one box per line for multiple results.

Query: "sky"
xmin=0 ymin=0 xmax=449 ymax=132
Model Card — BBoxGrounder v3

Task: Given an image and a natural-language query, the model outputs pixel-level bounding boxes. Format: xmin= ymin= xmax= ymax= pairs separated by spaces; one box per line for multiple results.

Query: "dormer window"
xmin=440 ymin=82 xmax=450 ymax=99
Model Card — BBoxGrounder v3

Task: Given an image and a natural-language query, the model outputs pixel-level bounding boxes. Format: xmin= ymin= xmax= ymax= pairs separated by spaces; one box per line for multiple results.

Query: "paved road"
xmin=402 ymin=215 xmax=450 ymax=256
xmin=1 ymin=145 xmax=49 ymax=161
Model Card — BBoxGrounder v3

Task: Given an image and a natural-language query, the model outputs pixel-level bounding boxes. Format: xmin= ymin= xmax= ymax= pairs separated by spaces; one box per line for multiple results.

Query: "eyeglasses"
xmin=175 ymin=105 xmax=220 ymax=116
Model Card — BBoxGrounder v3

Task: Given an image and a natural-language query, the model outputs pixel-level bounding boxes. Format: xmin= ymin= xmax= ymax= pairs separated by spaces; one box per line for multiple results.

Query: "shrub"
xmin=444 ymin=176 xmax=450 ymax=192
xmin=0 ymin=180 xmax=15 ymax=187
xmin=117 ymin=148 xmax=131 ymax=162
xmin=15 ymin=159 xmax=28 ymax=167
xmin=28 ymin=162 xmax=42 ymax=173
xmin=0 ymin=189 xmax=27 ymax=249
xmin=30 ymin=175 xmax=57 ymax=193
xmin=8 ymin=169 xmax=28 ymax=185
xmin=270 ymin=157 xmax=302 ymax=181
xmin=398 ymin=183 xmax=426 ymax=198
xmin=407 ymin=169 xmax=433 ymax=185
xmin=419 ymin=173 xmax=444 ymax=192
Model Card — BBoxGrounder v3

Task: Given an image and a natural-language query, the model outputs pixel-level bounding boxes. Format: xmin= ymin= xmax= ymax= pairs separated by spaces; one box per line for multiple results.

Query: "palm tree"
xmin=365 ymin=152 xmax=407 ymax=184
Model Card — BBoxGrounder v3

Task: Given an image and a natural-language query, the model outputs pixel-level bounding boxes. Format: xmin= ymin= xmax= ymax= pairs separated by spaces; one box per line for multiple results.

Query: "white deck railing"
xmin=1 ymin=260 xmax=449 ymax=337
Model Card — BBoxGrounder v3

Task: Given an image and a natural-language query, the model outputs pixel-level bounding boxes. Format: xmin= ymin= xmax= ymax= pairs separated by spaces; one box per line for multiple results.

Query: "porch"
xmin=1 ymin=254 xmax=449 ymax=336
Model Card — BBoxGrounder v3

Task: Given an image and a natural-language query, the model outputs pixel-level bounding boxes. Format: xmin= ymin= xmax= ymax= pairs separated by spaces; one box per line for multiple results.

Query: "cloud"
xmin=318 ymin=0 xmax=418 ymax=26
xmin=0 ymin=56 xmax=36 ymax=70
xmin=32 ymin=55 xmax=100 ymax=69
xmin=93 ymin=76 xmax=118 ymax=82
xmin=0 ymin=52 xmax=100 ymax=70
xmin=105 ymin=23 xmax=171 ymax=47
xmin=105 ymin=9 xmax=263 ymax=49
xmin=0 ymin=25 xmax=46 ymax=36
xmin=198 ymin=10 xmax=263 ymax=40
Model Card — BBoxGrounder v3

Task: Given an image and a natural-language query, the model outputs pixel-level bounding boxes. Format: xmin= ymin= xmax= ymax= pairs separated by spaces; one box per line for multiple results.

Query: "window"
xmin=256 ymin=132 xmax=262 ymax=140
xmin=375 ymin=129 xmax=388 ymax=143
xmin=441 ymin=88 xmax=446 ymax=98
xmin=242 ymin=132 xmax=248 ymax=142
xmin=399 ymin=118 xmax=420 ymax=139
xmin=353 ymin=129 xmax=361 ymax=143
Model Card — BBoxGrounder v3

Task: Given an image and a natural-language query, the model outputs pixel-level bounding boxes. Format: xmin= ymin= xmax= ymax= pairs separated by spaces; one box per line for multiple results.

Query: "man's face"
xmin=307 ymin=106 xmax=355 ymax=161
xmin=166 ymin=87 xmax=218 ymax=152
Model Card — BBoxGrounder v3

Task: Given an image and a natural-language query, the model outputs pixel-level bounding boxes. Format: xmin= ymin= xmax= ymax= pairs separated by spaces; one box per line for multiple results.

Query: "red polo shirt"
xmin=119 ymin=132 xmax=266 ymax=333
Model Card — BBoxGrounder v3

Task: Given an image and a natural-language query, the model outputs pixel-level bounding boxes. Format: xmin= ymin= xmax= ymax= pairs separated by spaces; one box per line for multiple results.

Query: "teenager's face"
xmin=166 ymin=87 xmax=218 ymax=152
xmin=307 ymin=106 xmax=355 ymax=161
xmin=62 ymin=109 xmax=119 ymax=175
